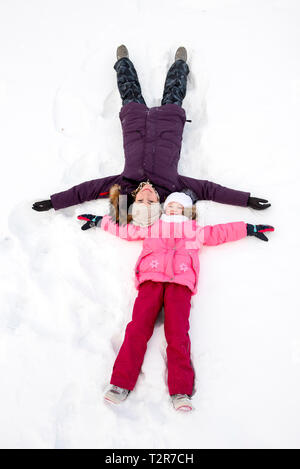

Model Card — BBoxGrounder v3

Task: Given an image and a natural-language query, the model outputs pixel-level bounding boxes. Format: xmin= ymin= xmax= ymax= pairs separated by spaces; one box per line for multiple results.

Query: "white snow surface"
xmin=0 ymin=0 xmax=300 ymax=449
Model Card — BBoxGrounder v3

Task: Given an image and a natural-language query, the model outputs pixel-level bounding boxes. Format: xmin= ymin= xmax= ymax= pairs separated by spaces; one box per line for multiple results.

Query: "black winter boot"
xmin=116 ymin=44 xmax=129 ymax=60
xmin=175 ymin=46 xmax=187 ymax=62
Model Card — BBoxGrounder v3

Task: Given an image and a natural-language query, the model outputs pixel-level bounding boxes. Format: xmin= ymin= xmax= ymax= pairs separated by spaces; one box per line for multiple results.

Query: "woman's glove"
xmin=77 ymin=214 xmax=103 ymax=231
xmin=247 ymin=224 xmax=275 ymax=241
xmin=32 ymin=200 xmax=53 ymax=212
xmin=248 ymin=197 xmax=271 ymax=210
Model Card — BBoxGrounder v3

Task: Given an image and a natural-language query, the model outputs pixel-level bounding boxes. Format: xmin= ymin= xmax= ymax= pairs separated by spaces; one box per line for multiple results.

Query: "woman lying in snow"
xmin=78 ymin=189 xmax=274 ymax=412
xmin=32 ymin=45 xmax=271 ymax=222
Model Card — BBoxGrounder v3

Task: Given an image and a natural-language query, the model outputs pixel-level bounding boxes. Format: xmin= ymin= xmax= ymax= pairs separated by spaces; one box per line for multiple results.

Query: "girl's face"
xmin=135 ymin=184 xmax=159 ymax=206
xmin=165 ymin=202 xmax=184 ymax=216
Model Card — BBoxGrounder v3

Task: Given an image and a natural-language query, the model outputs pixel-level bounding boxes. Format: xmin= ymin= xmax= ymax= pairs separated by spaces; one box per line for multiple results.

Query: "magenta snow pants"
xmin=110 ymin=280 xmax=194 ymax=396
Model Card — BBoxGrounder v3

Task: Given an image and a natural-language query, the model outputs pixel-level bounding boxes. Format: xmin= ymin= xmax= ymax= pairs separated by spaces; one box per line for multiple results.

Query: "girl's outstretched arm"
xmin=200 ymin=222 xmax=274 ymax=246
xmin=202 ymin=221 xmax=248 ymax=246
xmin=78 ymin=214 xmax=150 ymax=241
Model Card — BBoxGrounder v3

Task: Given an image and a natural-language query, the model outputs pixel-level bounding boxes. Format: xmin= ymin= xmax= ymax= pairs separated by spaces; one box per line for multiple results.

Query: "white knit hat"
xmin=163 ymin=192 xmax=193 ymax=211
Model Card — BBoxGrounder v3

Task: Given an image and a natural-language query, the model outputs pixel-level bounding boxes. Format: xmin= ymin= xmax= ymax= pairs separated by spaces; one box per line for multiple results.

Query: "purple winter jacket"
xmin=50 ymin=102 xmax=250 ymax=210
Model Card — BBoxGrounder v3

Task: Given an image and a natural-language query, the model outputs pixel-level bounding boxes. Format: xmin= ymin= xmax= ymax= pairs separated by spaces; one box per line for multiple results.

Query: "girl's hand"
xmin=77 ymin=214 xmax=103 ymax=231
xmin=247 ymin=224 xmax=275 ymax=242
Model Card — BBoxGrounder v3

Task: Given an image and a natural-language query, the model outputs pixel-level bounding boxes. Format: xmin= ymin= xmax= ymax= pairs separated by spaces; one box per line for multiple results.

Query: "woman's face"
xmin=165 ymin=202 xmax=184 ymax=216
xmin=135 ymin=184 xmax=159 ymax=205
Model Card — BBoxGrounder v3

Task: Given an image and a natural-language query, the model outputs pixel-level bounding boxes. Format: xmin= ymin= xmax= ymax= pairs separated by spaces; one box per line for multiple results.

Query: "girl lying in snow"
xmin=78 ymin=188 xmax=274 ymax=412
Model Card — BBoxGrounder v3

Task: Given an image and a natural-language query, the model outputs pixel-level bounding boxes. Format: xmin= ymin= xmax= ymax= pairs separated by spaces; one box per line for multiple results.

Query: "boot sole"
xmin=104 ymin=392 xmax=129 ymax=405
xmin=175 ymin=404 xmax=193 ymax=412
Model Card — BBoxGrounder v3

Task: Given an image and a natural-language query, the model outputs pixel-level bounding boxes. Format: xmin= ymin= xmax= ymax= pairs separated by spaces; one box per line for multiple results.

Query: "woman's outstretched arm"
xmin=32 ymin=174 xmax=122 ymax=211
xmin=179 ymin=175 xmax=271 ymax=210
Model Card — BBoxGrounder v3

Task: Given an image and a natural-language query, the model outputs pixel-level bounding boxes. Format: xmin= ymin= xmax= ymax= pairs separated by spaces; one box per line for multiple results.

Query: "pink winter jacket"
xmin=100 ymin=216 xmax=247 ymax=295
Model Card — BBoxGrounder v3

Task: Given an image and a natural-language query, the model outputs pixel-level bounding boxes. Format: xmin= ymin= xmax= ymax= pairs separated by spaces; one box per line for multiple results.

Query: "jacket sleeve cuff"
xmin=234 ymin=191 xmax=251 ymax=207
xmin=50 ymin=193 xmax=60 ymax=210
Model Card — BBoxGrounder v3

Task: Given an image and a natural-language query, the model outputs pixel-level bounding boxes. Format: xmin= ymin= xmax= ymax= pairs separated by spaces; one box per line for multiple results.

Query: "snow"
xmin=1 ymin=0 xmax=300 ymax=449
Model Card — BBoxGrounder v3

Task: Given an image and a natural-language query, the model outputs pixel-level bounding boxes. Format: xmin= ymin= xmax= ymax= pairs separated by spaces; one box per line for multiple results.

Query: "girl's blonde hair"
xmin=184 ymin=205 xmax=197 ymax=220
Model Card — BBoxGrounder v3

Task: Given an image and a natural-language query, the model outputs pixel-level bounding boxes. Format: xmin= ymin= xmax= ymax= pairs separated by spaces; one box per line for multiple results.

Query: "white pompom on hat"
xmin=163 ymin=192 xmax=193 ymax=211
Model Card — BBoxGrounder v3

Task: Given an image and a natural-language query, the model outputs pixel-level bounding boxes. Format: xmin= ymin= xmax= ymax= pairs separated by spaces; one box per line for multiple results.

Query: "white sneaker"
xmin=104 ymin=385 xmax=130 ymax=405
xmin=171 ymin=394 xmax=194 ymax=412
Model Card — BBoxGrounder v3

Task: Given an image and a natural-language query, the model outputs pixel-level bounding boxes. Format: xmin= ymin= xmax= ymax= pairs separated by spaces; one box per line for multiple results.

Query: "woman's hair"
xmin=108 ymin=184 xmax=134 ymax=225
xmin=108 ymin=180 xmax=160 ymax=225
xmin=131 ymin=180 xmax=160 ymax=201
